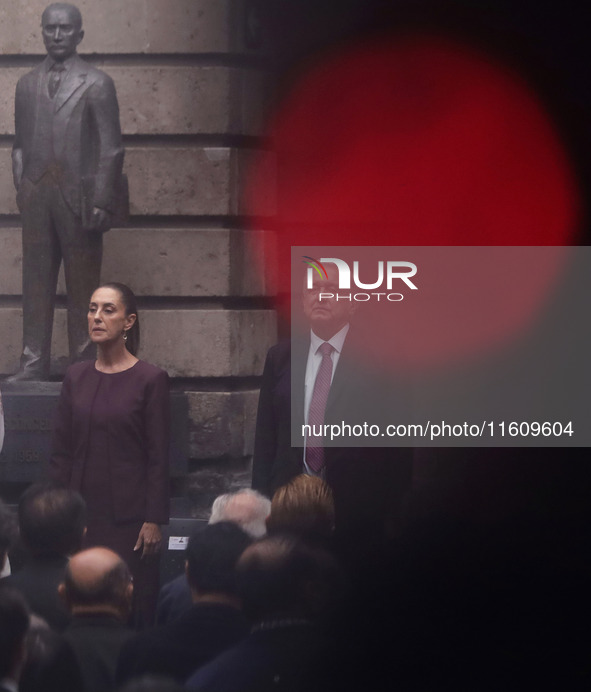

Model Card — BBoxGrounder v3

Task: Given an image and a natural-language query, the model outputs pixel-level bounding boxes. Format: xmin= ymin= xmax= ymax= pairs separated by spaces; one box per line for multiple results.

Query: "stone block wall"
xmin=0 ymin=0 xmax=276 ymax=513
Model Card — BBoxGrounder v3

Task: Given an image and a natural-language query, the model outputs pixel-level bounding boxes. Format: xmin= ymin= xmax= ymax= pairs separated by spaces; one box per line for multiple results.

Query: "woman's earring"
xmin=123 ymin=331 xmax=128 ymax=342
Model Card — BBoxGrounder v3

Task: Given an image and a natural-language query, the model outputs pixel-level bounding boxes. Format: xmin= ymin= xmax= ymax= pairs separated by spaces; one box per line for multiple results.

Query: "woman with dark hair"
xmin=50 ymin=283 xmax=170 ymax=627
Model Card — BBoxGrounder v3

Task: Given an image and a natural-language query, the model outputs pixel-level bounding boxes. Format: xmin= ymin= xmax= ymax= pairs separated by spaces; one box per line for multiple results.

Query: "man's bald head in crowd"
xmin=59 ymin=547 xmax=132 ymax=620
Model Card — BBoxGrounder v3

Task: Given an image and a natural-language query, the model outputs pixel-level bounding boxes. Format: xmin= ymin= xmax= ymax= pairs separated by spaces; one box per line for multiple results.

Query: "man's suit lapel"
xmin=54 ymin=56 xmax=88 ymax=112
xmin=292 ymin=338 xmax=307 ymax=435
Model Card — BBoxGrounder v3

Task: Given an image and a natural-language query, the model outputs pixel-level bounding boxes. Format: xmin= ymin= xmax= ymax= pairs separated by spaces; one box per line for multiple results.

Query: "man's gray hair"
xmin=209 ymin=488 xmax=271 ymax=539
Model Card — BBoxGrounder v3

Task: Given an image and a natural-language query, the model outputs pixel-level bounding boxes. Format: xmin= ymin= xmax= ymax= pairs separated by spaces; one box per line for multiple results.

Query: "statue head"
xmin=41 ymin=3 xmax=84 ymax=62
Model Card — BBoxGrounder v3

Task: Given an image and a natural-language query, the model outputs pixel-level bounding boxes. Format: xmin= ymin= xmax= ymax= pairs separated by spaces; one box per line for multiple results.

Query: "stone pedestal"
xmin=0 ymin=382 xmax=189 ymax=482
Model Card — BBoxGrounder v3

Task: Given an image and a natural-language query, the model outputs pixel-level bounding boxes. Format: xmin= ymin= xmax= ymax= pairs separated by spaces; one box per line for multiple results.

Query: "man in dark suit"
xmin=10 ymin=3 xmax=125 ymax=380
xmin=155 ymin=489 xmax=270 ymax=626
xmin=60 ymin=548 xmax=134 ymax=692
xmin=0 ymin=589 xmax=30 ymax=692
xmin=185 ymin=535 xmax=339 ymax=692
xmin=252 ymin=265 xmax=412 ymax=567
xmin=2 ymin=483 xmax=86 ymax=631
xmin=116 ymin=523 xmax=251 ymax=685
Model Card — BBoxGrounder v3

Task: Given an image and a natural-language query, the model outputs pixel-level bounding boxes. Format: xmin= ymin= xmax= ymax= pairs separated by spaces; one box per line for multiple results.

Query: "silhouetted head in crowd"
xmin=20 ymin=616 xmax=84 ymax=692
xmin=267 ymin=474 xmax=335 ymax=543
xmin=18 ymin=484 xmax=86 ymax=557
xmin=59 ymin=547 xmax=133 ymax=621
xmin=0 ymin=499 xmax=18 ymax=573
xmin=0 ymin=588 xmax=30 ymax=684
xmin=185 ymin=522 xmax=252 ymax=604
xmin=237 ymin=535 xmax=342 ymax=624
xmin=209 ymin=488 xmax=271 ymax=538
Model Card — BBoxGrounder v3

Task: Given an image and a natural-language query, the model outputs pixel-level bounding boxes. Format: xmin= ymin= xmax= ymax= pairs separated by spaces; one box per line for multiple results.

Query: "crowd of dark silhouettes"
xmin=1 ymin=461 xmax=589 ymax=691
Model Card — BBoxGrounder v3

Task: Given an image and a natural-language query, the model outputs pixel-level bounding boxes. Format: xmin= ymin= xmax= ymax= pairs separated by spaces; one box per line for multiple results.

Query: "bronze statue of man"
xmin=9 ymin=3 xmax=125 ymax=381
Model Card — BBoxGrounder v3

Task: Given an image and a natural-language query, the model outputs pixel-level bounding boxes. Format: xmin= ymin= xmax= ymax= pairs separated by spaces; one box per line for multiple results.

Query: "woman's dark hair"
xmin=98 ymin=282 xmax=140 ymax=356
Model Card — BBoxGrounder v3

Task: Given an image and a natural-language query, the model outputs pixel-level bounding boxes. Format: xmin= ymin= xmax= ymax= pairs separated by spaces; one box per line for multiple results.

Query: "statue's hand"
xmin=89 ymin=206 xmax=112 ymax=233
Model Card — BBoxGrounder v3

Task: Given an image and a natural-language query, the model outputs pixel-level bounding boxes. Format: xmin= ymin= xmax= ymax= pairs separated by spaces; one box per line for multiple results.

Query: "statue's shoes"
xmin=5 ymin=367 xmax=49 ymax=382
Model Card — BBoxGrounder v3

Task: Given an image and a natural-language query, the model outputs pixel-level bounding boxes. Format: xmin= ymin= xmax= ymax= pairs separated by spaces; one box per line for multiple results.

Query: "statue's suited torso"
xmin=15 ymin=55 xmax=124 ymax=222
